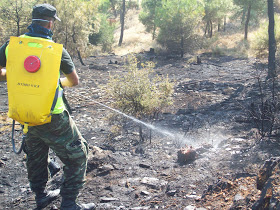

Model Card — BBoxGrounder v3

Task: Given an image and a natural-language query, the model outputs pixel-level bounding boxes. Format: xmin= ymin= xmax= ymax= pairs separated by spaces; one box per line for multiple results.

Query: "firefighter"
xmin=0 ymin=4 xmax=95 ymax=210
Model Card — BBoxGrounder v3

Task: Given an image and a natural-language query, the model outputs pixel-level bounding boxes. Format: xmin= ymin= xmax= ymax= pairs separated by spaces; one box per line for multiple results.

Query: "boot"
xmin=48 ymin=160 xmax=61 ymax=177
xmin=35 ymin=189 xmax=60 ymax=209
xmin=60 ymin=198 xmax=96 ymax=210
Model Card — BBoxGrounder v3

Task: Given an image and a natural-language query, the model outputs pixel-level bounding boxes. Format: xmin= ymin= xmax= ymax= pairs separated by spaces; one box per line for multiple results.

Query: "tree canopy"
xmin=0 ymin=0 xmax=276 ymax=61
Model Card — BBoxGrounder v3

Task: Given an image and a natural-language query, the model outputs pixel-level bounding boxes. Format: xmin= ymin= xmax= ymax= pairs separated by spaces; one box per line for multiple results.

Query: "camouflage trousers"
xmin=24 ymin=110 xmax=88 ymax=200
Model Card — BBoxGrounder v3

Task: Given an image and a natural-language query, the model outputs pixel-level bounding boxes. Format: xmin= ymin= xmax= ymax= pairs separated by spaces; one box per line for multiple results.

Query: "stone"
xmin=166 ymin=190 xmax=177 ymax=196
xmin=184 ymin=205 xmax=196 ymax=210
xmin=130 ymin=207 xmax=150 ymax=210
xmin=141 ymin=177 xmax=168 ymax=190
xmin=139 ymin=163 xmax=151 ymax=169
xmin=233 ymin=193 xmax=244 ymax=201
xmin=140 ymin=191 xmax=150 ymax=196
xmin=100 ymin=197 xmax=119 ymax=203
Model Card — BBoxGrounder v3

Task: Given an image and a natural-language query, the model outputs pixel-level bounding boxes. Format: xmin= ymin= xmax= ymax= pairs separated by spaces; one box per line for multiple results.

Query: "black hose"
xmin=11 ymin=120 xmax=25 ymax=154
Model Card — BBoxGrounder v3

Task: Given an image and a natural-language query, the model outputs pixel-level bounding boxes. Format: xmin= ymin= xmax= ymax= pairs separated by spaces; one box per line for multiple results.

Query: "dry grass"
xmin=112 ymin=8 xmax=260 ymax=58
xmin=113 ymin=9 xmax=154 ymax=55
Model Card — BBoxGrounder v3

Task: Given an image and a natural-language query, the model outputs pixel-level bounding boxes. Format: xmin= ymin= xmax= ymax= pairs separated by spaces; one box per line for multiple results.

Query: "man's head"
xmin=32 ymin=4 xmax=60 ymax=28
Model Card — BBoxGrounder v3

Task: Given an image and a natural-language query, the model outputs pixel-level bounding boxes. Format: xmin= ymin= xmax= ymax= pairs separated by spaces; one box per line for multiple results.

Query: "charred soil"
xmin=1 ymin=53 xmax=280 ymax=209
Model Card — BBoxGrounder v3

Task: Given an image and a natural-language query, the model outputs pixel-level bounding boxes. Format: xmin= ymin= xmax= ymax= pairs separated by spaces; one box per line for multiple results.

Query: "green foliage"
xmin=203 ymin=0 xmax=234 ymax=34
xmin=127 ymin=0 xmax=139 ymax=10
xmin=0 ymin=0 xmax=38 ymax=42
xmin=251 ymin=15 xmax=280 ymax=58
xmin=106 ymin=54 xmax=174 ymax=119
xmin=89 ymin=14 xmax=115 ymax=52
xmin=233 ymin=0 xmax=267 ymax=25
xmin=40 ymin=0 xmax=99 ymax=58
xmin=98 ymin=0 xmax=112 ymax=13
xmin=156 ymin=0 xmax=204 ymax=54
xmin=139 ymin=0 xmax=162 ymax=39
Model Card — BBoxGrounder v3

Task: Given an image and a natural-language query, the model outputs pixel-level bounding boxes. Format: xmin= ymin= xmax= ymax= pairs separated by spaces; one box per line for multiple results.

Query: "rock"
xmin=141 ymin=177 xmax=168 ymax=190
xmin=100 ymin=197 xmax=119 ymax=203
xmin=233 ymin=193 xmax=244 ymax=201
xmin=166 ymin=190 xmax=177 ymax=196
xmin=184 ymin=205 xmax=196 ymax=210
xmin=140 ymin=190 xmax=150 ymax=196
xmin=1 ymin=156 xmax=8 ymax=161
xmin=20 ymin=188 xmax=27 ymax=193
xmin=104 ymin=186 xmax=113 ymax=192
xmin=98 ymin=203 xmax=119 ymax=209
xmin=139 ymin=163 xmax=151 ymax=169
xmin=98 ymin=164 xmax=114 ymax=171
xmin=0 ymin=160 xmax=5 ymax=167
xmin=130 ymin=207 xmax=150 ymax=210
xmin=185 ymin=194 xmax=200 ymax=200
xmin=87 ymin=146 xmax=114 ymax=172
xmin=50 ymin=205 xmax=59 ymax=210
xmin=97 ymin=164 xmax=114 ymax=176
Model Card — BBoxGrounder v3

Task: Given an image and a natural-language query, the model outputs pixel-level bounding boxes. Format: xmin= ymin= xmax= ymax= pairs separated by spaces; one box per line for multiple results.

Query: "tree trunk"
xmin=77 ymin=50 xmax=85 ymax=66
xmin=110 ymin=0 xmax=117 ymax=18
xmin=180 ymin=33 xmax=184 ymax=58
xmin=139 ymin=125 xmax=144 ymax=141
xmin=17 ymin=21 xmax=20 ymax=37
xmin=244 ymin=3 xmax=251 ymax=40
xmin=149 ymin=129 xmax=152 ymax=144
xmin=204 ymin=21 xmax=209 ymax=36
xmin=72 ymin=27 xmax=86 ymax=66
xmin=209 ymin=20 xmax=213 ymax=38
xmin=267 ymin=0 xmax=276 ymax=78
xmin=64 ymin=25 xmax=68 ymax=48
xmin=152 ymin=22 xmax=156 ymax=40
xmin=223 ymin=16 xmax=226 ymax=32
xmin=180 ymin=28 xmax=185 ymax=58
xmin=118 ymin=0 xmax=125 ymax=46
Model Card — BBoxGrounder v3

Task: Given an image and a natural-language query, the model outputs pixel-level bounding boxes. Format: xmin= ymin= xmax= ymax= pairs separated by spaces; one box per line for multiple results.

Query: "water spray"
xmin=76 ymin=99 xmax=228 ymax=148
xmin=90 ymin=100 xmax=176 ymax=139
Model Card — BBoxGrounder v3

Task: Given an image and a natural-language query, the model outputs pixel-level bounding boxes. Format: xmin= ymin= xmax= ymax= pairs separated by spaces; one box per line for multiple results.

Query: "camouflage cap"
xmin=32 ymin=4 xmax=61 ymax=21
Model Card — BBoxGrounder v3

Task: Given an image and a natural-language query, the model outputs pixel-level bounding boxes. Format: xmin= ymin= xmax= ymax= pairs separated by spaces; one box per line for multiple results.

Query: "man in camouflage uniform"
xmin=0 ymin=4 xmax=95 ymax=210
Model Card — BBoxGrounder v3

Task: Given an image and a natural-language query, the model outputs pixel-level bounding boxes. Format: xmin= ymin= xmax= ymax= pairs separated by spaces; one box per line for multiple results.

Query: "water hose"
xmin=11 ymin=120 xmax=26 ymax=154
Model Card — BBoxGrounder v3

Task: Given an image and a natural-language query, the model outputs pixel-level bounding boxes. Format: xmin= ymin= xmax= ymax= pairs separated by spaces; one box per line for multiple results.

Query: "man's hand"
xmin=0 ymin=66 xmax=6 ymax=81
xmin=60 ymin=69 xmax=79 ymax=88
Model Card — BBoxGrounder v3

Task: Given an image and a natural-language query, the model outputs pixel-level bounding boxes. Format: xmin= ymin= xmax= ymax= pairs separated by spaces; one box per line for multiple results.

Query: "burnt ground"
xmin=1 ymin=53 xmax=280 ymax=209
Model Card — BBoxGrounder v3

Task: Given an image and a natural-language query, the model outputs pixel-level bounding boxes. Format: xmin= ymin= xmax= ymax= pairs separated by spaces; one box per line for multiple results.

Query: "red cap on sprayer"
xmin=24 ymin=56 xmax=41 ymax=73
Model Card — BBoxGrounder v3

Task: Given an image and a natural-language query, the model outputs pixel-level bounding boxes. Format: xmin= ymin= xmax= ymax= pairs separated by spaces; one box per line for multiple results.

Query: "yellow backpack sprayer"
xmin=6 ymin=36 xmax=63 ymax=154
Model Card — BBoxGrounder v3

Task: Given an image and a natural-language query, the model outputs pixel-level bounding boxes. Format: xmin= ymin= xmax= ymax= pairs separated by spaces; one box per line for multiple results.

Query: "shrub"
xmin=106 ymin=54 xmax=174 ymax=119
xmin=155 ymin=0 xmax=203 ymax=56
xmin=89 ymin=14 xmax=115 ymax=52
xmin=251 ymin=14 xmax=280 ymax=58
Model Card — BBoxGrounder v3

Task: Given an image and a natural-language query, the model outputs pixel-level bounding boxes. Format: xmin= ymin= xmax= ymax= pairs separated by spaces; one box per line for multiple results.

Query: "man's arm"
xmin=0 ymin=66 xmax=6 ymax=81
xmin=60 ymin=69 xmax=79 ymax=87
